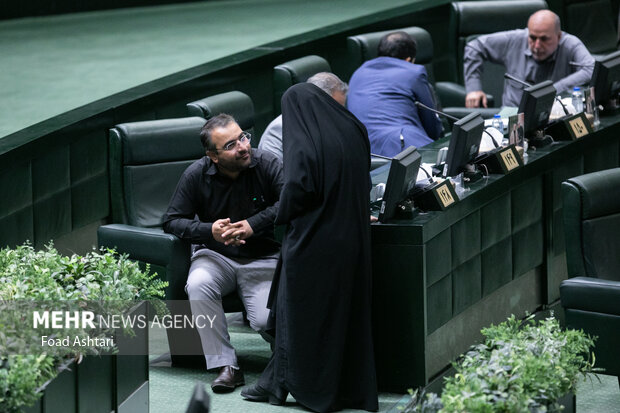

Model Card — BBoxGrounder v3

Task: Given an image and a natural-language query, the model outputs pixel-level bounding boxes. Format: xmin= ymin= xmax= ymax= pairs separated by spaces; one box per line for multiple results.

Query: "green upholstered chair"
xmin=560 ymin=168 xmax=620 ymax=385
xmin=449 ymin=0 xmax=548 ymax=107
xmin=98 ymin=116 xmax=242 ymax=367
xmin=561 ymin=0 xmax=618 ymax=57
xmin=273 ymin=55 xmax=331 ymax=114
xmin=187 ymin=91 xmax=256 ymax=137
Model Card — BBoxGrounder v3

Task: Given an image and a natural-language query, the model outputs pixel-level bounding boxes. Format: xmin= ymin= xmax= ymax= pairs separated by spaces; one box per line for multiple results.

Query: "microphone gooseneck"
xmin=415 ymin=101 xmax=459 ymax=122
xmin=504 ymin=73 xmax=532 ymax=88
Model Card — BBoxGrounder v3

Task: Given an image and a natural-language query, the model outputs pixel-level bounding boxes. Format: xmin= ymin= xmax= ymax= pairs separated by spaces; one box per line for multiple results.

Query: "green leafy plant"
xmin=0 ymin=243 xmax=167 ymax=301
xmin=0 ymin=355 xmax=56 ymax=411
xmin=441 ymin=315 xmax=595 ymax=412
xmin=397 ymin=388 xmax=442 ymax=413
xmin=399 ymin=314 xmax=595 ymax=413
xmin=0 ymin=242 xmax=168 ymax=413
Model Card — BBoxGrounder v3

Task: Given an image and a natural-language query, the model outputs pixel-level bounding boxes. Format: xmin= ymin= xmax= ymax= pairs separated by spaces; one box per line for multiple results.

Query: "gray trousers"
xmin=185 ymin=248 xmax=277 ymax=370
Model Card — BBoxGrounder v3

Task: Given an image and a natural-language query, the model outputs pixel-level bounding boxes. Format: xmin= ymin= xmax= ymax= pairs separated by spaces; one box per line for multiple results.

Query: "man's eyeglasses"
xmin=215 ymin=131 xmax=252 ymax=152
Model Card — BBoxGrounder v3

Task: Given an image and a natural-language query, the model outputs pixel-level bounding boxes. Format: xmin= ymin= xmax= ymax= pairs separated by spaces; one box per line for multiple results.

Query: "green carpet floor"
xmin=149 ymin=315 xmax=620 ymax=413
xmin=148 ymin=318 xmax=403 ymax=412
xmin=0 ymin=0 xmax=434 ymax=139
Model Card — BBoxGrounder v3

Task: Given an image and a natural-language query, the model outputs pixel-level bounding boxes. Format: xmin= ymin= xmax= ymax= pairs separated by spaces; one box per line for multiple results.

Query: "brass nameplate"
xmin=411 ymin=181 xmax=460 ymax=211
xmin=436 ymin=182 xmax=456 ymax=208
xmin=568 ymin=116 xmax=589 ymax=139
xmin=545 ymin=112 xmax=593 ymax=141
xmin=475 ymin=144 xmax=523 ymax=174
xmin=499 ymin=147 xmax=521 ymax=171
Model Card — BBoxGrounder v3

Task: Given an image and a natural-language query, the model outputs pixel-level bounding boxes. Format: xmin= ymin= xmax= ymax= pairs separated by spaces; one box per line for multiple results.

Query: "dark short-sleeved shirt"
xmin=163 ymin=149 xmax=283 ymax=258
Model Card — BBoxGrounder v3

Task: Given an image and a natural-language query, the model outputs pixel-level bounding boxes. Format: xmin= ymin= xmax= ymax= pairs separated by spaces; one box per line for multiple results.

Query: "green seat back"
xmin=273 ymin=55 xmax=331 ymax=114
xmin=562 ymin=167 xmax=620 ymax=281
xmin=346 ymin=26 xmax=435 ymax=84
xmin=564 ymin=0 xmax=617 ymax=55
xmin=186 ymin=91 xmax=255 ymax=137
xmin=449 ymin=0 xmax=548 ymax=104
xmin=109 ymin=117 xmax=206 ymax=228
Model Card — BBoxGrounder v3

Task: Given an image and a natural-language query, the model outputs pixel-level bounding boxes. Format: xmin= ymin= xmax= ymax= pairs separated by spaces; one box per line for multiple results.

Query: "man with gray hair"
xmin=258 ymin=72 xmax=348 ymax=160
xmin=464 ymin=9 xmax=594 ymax=108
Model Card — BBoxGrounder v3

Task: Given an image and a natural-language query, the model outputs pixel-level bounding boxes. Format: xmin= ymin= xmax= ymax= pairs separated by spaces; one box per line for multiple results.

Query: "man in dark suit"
xmin=347 ymin=31 xmax=442 ymax=157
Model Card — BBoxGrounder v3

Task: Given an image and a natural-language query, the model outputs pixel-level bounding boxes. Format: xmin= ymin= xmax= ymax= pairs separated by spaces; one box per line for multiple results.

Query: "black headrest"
xmin=347 ymin=26 xmax=434 ymax=66
xmin=186 ymin=91 xmax=255 ymax=132
xmin=564 ymin=167 xmax=620 ymax=220
xmin=451 ymin=0 xmax=548 ymax=36
xmin=112 ymin=117 xmax=205 ymax=165
xmin=274 ymin=55 xmax=331 ymax=86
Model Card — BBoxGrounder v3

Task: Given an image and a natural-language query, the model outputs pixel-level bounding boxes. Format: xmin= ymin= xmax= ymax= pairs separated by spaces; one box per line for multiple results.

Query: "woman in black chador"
xmin=241 ymin=82 xmax=379 ymax=412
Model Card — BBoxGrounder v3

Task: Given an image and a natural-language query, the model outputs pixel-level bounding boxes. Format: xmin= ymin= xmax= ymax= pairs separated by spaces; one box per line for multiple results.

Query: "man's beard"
xmin=218 ymin=147 xmax=252 ymax=173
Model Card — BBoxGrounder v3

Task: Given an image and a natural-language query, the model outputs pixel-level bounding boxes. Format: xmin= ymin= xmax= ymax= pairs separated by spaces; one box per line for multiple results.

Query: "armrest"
xmin=435 ymin=81 xmax=495 ymax=108
xmin=560 ymin=277 xmax=620 ymax=316
xmin=97 ymin=224 xmax=190 ymax=268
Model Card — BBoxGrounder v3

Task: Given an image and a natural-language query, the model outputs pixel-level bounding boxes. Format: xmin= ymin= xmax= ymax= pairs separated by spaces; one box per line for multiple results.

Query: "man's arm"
xmin=162 ymin=169 xmax=215 ymax=243
xmin=552 ymin=37 xmax=595 ymax=94
xmin=258 ymin=115 xmax=284 ymax=161
xmin=464 ymin=32 xmax=512 ymax=107
xmin=414 ymin=69 xmax=442 ymax=140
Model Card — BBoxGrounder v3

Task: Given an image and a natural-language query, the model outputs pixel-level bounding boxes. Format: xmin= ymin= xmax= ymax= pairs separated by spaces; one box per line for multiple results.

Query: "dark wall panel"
xmin=1 ymin=0 xmax=205 ymax=20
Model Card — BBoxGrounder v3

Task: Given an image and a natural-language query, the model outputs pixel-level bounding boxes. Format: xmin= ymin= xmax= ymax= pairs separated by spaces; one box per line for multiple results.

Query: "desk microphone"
xmin=504 ymin=73 xmax=531 ymax=88
xmin=504 ymin=73 xmax=569 ymax=116
xmin=416 ymin=101 xmax=500 ymax=149
xmin=414 ymin=101 xmax=459 ymax=122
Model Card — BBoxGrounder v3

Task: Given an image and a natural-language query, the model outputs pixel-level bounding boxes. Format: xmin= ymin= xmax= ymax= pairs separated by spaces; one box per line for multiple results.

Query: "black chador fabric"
xmin=258 ymin=83 xmax=378 ymax=412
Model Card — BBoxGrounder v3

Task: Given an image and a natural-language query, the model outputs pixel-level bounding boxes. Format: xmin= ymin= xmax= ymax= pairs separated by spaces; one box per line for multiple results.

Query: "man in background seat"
xmin=464 ymin=10 xmax=594 ymax=108
xmin=258 ymin=72 xmax=348 ymax=160
xmin=347 ymin=31 xmax=442 ymax=158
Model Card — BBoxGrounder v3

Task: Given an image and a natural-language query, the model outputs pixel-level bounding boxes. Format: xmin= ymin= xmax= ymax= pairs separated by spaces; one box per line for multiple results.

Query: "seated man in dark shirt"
xmin=163 ymin=114 xmax=283 ymax=393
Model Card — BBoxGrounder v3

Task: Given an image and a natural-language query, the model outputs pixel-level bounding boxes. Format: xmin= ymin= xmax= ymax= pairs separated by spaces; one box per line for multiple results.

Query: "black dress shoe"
xmin=240 ymin=383 xmax=284 ymax=405
xmin=211 ymin=366 xmax=245 ymax=393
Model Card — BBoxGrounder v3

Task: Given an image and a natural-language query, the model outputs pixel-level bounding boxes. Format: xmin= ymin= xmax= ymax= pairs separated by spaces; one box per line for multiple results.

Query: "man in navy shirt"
xmin=347 ymin=31 xmax=442 ymax=157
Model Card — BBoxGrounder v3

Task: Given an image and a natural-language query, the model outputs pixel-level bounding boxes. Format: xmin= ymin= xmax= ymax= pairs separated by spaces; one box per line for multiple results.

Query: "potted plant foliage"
xmin=0 ymin=243 xmax=167 ymax=413
xmin=395 ymin=314 xmax=596 ymax=413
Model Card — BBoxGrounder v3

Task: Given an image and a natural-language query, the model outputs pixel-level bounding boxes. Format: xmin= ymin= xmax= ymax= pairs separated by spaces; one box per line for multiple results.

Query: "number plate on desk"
xmin=435 ymin=182 xmax=456 ymax=208
xmin=545 ymin=112 xmax=593 ymax=141
xmin=475 ymin=145 xmax=523 ymax=174
xmin=498 ymin=147 xmax=522 ymax=171
xmin=412 ymin=181 xmax=459 ymax=211
xmin=568 ymin=115 xmax=590 ymax=139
